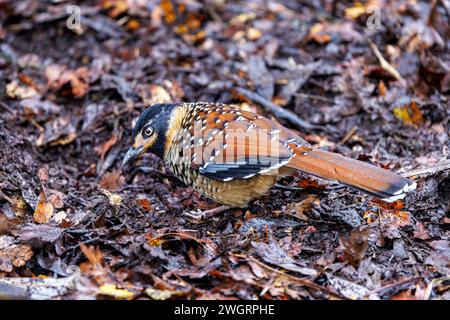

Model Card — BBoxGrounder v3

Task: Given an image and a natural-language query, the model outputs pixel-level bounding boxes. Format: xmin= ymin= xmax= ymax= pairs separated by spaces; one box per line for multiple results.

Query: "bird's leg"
xmin=183 ymin=205 xmax=232 ymax=221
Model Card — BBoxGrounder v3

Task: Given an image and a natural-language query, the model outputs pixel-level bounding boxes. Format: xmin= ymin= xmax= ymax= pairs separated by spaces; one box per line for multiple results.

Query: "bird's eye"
xmin=144 ymin=127 xmax=153 ymax=137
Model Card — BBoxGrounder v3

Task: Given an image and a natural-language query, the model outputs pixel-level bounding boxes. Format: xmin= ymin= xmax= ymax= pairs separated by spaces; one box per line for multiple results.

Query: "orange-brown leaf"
xmin=393 ymin=100 xmax=423 ymax=127
xmin=80 ymin=244 xmax=103 ymax=265
xmin=95 ymin=135 xmax=118 ymax=160
xmin=34 ymin=192 xmax=54 ymax=224
xmin=99 ymin=170 xmax=125 ymax=192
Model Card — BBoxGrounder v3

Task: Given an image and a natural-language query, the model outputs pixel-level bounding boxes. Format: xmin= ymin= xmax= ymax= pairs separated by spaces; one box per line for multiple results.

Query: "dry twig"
xmin=236 ymin=87 xmax=319 ymax=131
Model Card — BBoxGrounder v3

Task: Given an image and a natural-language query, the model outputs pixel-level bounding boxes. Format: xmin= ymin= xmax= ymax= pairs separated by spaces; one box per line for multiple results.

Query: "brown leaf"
xmin=45 ymin=65 xmax=90 ymax=98
xmin=95 ymin=135 xmax=118 ymax=160
xmin=284 ymin=195 xmax=319 ymax=220
xmin=99 ymin=170 xmax=125 ymax=192
xmin=413 ymin=222 xmax=430 ymax=240
xmin=339 ymin=226 xmax=371 ymax=267
xmin=33 ymin=192 xmax=54 ymax=224
xmin=161 ymin=0 xmax=176 ymax=24
xmin=370 ymin=200 xmax=413 ymax=240
xmin=136 ymin=195 xmax=153 ymax=213
xmin=149 ymin=85 xmax=172 ymax=104
xmin=391 ymin=290 xmax=417 ymax=300
xmin=297 ymin=178 xmax=325 ymax=190
xmin=80 ymin=244 xmax=103 ymax=265
xmin=0 ymin=216 xmax=20 ymax=235
xmin=36 ymin=116 xmax=77 ymax=147
xmin=0 ymin=244 xmax=33 ymax=272
xmin=308 ymin=23 xmax=331 ymax=44
xmin=102 ymin=0 xmax=129 ymax=18
xmin=37 ymin=166 xmax=49 ymax=184
xmin=6 ymin=80 xmax=38 ymax=99
xmin=248 ymin=261 xmax=269 ymax=279
xmin=47 ymin=189 xmax=65 ymax=209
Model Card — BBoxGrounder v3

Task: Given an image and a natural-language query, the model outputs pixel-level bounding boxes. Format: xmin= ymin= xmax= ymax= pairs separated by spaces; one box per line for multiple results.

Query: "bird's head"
xmin=122 ymin=103 xmax=177 ymax=167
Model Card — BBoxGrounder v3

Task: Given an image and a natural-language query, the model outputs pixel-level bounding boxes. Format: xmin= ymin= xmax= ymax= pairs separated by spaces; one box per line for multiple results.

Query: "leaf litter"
xmin=0 ymin=0 xmax=449 ymax=300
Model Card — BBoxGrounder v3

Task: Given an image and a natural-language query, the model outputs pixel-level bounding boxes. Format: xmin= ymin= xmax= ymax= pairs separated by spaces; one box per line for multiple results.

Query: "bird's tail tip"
xmin=381 ymin=180 xmax=417 ymax=202
xmin=287 ymin=147 xmax=417 ymax=202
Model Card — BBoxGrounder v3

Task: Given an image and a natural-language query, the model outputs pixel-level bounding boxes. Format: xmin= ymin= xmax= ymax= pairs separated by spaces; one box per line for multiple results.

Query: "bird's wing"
xmin=183 ymin=103 xmax=306 ymax=181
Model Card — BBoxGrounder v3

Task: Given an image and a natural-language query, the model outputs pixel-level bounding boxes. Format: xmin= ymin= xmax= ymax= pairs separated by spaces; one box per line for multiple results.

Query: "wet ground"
xmin=0 ymin=0 xmax=449 ymax=299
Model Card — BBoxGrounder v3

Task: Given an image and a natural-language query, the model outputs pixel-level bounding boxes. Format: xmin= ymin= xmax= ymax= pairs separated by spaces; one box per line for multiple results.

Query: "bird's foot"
xmin=183 ymin=205 xmax=231 ymax=222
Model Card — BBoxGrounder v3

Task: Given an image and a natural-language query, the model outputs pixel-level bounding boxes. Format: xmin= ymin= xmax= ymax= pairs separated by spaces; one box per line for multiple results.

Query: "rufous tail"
xmin=287 ymin=146 xmax=416 ymax=202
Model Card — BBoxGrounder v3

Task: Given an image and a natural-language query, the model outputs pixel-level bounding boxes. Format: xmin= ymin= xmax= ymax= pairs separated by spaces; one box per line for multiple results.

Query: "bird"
xmin=122 ymin=102 xmax=416 ymax=219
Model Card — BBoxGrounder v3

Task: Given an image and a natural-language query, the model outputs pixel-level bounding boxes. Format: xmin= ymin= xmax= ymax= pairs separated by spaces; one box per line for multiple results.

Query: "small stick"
xmin=370 ymin=277 xmax=421 ymax=295
xmin=338 ymin=125 xmax=358 ymax=145
xmin=236 ymin=87 xmax=319 ymax=131
xmin=0 ymin=101 xmax=16 ymax=115
xmin=370 ymin=41 xmax=403 ymax=81
xmin=401 ymin=160 xmax=450 ymax=178
xmin=234 ymin=254 xmax=345 ymax=299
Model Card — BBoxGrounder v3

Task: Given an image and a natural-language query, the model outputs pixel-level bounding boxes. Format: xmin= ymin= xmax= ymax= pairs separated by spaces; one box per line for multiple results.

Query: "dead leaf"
xmin=344 ymin=3 xmax=366 ymax=20
xmin=45 ymin=65 xmax=90 ymax=98
xmin=247 ymin=27 xmax=262 ymax=40
xmin=127 ymin=19 xmax=140 ymax=31
xmin=378 ymin=80 xmax=387 ymax=96
xmin=53 ymin=211 xmax=68 ymax=224
xmin=80 ymin=244 xmax=103 ymax=265
xmin=248 ymin=261 xmax=269 ymax=279
xmin=339 ymin=226 xmax=371 ymax=267
xmin=102 ymin=0 xmax=129 ymax=18
xmin=297 ymin=178 xmax=325 ymax=190
xmin=145 ymin=288 xmax=182 ymax=300
xmin=100 ymin=188 xmax=123 ymax=207
xmin=14 ymin=224 xmax=63 ymax=246
xmin=99 ymin=170 xmax=125 ymax=192
xmin=20 ymin=98 xmax=61 ymax=116
xmin=6 ymin=80 xmax=38 ymax=99
xmin=47 ymin=189 xmax=65 ymax=209
xmin=33 ymin=192 xmax=54 ymax=224
xmin=251 ymin=240 xmax=317 ymax=277
xmin=0 ymin=244 xmax=33 ymax=272
xmin=95 ymin=135 xmax=118 ymax=160
xmin=308 ymin=23 xmax=331 ymax=44
xmin=413 ymin=222 xmax=430 ymax=240
xmin=161 ymin=0 xmax=176 ymax=24
xmin=148 ymin=231 xmax=206 ymax=247
xmin=149 ymin=85 xmax=172 ymax=104
xmin=327 ymin=274 xmax=377 ymax=300
xmin=98 ymin=284 xmax=135 ymax=299
xmin=36 ymin=116 xmax=77 ymax=147
xmin=283 ymin=195 xmax=319 ymax=220
xmin=136 ymin=195 xmax=153 ymax=212
xmin=0 ymin=216 xmax=20 ymax=235
xmin=309 ymin=21 xmax=363 ymax=44
xmin=393 ymin=100 xmax=423 ymax=127
xmin=37 ymin=167 xmax=49 ymax=184
xmin=369 ymin=200 xmax=413 ymax=240
xmin=391 ymin=289 xmax=417 ymax=300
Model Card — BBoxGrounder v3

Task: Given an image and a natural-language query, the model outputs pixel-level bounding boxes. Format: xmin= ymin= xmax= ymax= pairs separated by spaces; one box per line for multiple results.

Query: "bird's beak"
xmin=122 ymin=145 xmax=144 ymax=167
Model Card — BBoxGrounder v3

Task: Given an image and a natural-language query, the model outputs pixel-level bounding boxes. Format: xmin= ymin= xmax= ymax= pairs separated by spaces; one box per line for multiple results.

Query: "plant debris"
xmin=0 ymin=0 xmax=448 ymax=300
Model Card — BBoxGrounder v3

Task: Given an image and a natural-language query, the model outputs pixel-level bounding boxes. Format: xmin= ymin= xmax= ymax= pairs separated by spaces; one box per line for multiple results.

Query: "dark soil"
xmin=0 ymin=0 xmax=448 ymax=300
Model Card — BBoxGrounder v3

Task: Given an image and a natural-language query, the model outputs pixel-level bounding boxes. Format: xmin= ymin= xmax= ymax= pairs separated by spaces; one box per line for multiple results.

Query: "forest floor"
xmin=0 ymin=0 xmax=449 ymax=300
